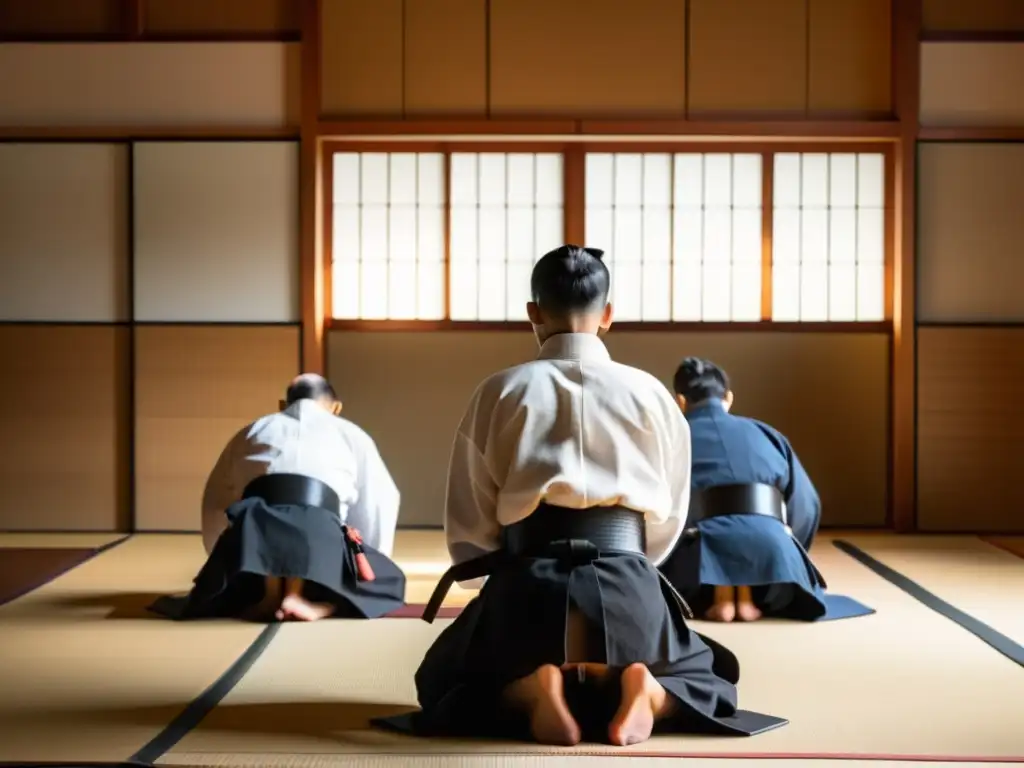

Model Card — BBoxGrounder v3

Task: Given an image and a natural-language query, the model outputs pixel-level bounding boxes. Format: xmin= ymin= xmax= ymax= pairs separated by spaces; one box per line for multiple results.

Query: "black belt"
xmin=687 ymin=482 xmax=827 ymax=589
xmin=242 ymin=473 xmax=341 ymax=516
xmin=422 ymin=503 xmax=655 ymax=624
xmin=688 ymin=483 xmax=787 ymax=525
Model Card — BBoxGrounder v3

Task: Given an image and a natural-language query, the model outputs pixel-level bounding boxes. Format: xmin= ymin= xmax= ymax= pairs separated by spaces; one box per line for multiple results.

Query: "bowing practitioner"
xmin=375 ymin=246 xmax=786 ymax=747
xmin=658 ymin=358 xmax=874 ymax=622
xmin=151 ymin=373 xmax=405 ymax=622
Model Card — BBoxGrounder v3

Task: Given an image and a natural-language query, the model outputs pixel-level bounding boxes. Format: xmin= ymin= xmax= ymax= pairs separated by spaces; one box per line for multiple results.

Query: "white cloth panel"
xmin=0 ymin=143 xmax=128 ymax=321
xmin=0 ymin=43 xmax=299 ymax=128
xmin=133 ymin=141 xmax=300 ymax=322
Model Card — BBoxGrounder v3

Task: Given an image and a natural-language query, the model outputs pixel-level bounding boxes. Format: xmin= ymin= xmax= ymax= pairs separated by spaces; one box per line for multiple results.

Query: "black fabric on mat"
xmin=833 ymin=539 xmax=1024 ymax=668
xmin=127 ymin=623 xmax=281 ymax=765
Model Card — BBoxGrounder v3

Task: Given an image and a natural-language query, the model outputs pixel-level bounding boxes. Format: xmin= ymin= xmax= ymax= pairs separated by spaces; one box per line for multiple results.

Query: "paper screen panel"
xmin=448 ymin=153 xmax=564 ymax=321
xmin=331 ymin=151 xmax=447 ymax=321
xmin=772 ymin=152 xmax=886 ymax=321
xmin=920 ymin=43 xmax=1024 ymax=127
xmin=0 ymin=143 xmax=128 ymax=322
xmin=133 ymin=142 xmax=300 ymax=323
xmin=917 ymin=143 xmax=1024 ymax=323
xmin=585 ymin=152 xmax=762 ymax=322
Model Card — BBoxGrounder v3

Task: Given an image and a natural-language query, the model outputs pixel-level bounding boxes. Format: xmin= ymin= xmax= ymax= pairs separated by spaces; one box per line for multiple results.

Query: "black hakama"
xmin=374 ymin=505 xmax=787 ymax=742
xmin=149 ymin=474 xmax=406 ymax=620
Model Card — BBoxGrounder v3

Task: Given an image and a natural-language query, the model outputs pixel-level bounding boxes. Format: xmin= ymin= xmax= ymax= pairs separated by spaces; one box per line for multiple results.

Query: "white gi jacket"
xmin=445 ymin=332 xmax=691 ymax=586
xmin=201 ymin=399 xmax=400 ymax=557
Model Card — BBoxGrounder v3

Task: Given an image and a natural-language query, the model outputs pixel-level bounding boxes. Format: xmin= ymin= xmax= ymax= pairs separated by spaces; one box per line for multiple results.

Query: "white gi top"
xmin=201 ymin=399 xmax=400 ymax=557
xmin=445 ymin=332 xmax=692 ymax=579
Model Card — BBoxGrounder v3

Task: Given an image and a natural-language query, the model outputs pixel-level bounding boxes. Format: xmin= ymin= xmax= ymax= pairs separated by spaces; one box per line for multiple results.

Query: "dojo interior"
xmin=1 ymin=0 xmax=1023 ymax=766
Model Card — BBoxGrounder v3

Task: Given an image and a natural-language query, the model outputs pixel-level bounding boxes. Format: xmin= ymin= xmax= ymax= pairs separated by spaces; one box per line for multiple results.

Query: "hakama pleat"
xmin=149 ymin=497 xmax=406 ymax=620
xmin=374 ymin=547 xmax=787 ymax=741
xmin=660 ymin=515 xmax=873 ymax=621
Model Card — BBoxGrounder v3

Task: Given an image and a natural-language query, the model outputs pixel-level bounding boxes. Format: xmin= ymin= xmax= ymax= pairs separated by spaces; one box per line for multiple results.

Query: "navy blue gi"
xmin=660 ymin=398 xmax=872 ymax=621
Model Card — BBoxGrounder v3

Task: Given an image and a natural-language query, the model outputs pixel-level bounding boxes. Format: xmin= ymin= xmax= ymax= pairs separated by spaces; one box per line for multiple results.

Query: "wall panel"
xmin=923 ymin=0 xmax=1024 ymax=32
xmin=328 ymin=331 xmax=888 ymax=528
xmin=0 ymin=326 xmax=129 ymax=531
xmin=404 ymin=0 xmax=487 ymax=115
xmin=918 ymin=143 xmax=1024 ymax=323
xmin=0 ymin=43 xmax=300 ymax=127
xmin=489 ymin=0 xmax=687 ymax=115
xmin=320 ymin=0 xmax=404 ymax=116
xmin=134 ymin=325 xmax=300 ymax=531
xmin=0 ymin=0 xmax=122 ymax=36
xmin=0 ymin=143 xmax=128 ymax=321
xmin=808 ymin=0 xmax=892 ymax=114
xmin=920 ymin=43 xmax=1024 ymax=126
xmin=688 ymin=0 xmax=806 ymax=114
xmin=142 ymin=0 xmax=301 ymax=36
xmin=918 ymin=328 xmax=1024 ymax=533
xmin=133 ymin=142 xmax=300 ymax=322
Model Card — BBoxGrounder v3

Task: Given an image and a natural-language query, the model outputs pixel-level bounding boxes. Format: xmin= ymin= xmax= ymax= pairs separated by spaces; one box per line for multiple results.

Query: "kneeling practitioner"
xmin=151 ymin=374 xmax=405 ymax=622
xmin=658 ymin=358 xmax=873 ymax=622
xmin=375 ymin=246 xmax=786 ymax=746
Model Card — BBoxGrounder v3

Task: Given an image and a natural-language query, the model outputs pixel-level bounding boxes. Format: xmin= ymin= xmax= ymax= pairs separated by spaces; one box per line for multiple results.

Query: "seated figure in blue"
xmin=658 ymin=358 xmax=873 ymax=623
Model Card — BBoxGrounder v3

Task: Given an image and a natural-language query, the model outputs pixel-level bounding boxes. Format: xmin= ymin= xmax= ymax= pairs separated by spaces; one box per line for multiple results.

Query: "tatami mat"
xmin=159 ymin=537 xmax=1024 ymax=763
xmin=0 ymin=535 xmax=266 ymax=764
xmin=0 ymin=547 xmax=100 ymax=606
xmin=392 ymin=530 xmax=475 ymax=607
xmin=986 ymin=537 xmax=1024 ymax=561
xmin=845 ymin=534 xmax=1024 ymax=644
xmin=159 ymin=757 xmax=1023 ymax=768
xmin=1 ymin=532 xmax=1021 ymax=766
xmin=0 ymin=531 xmax=126 ymax=548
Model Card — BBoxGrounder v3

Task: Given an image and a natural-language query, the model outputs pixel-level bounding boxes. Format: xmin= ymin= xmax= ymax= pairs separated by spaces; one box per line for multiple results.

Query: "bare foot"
xmin=608 ymin=663 xmax=671 ymax=746
xmin=735 ymin=601 xmax=762 ymax=621
xmin=705 ymin=601 xmax=736 ymax=622
xmin=705 ymin=585 xmax=736 ymax=622
xmin=279 ymin=594 xmax=335 ymax=622
xmin=503 ymin=664 xmax=582 ymax=746
xmin=735 ymin=586 xmax=762 ymax=622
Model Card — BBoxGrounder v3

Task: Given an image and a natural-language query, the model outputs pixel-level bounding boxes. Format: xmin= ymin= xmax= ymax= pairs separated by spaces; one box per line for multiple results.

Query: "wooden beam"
xmin=891 ymin=0 xmax=922 ymax=533
xmin=760 ymin=152 xmax=774 ymax=321
xmin=326 ymin=319 xmax=891 ymax=334
xmin=124 ymin=0 xmax=144 ymax=39
xmin=299 ymin=0 xmax=325 ymax=375
xmin=0 ymin=126 xmax=298 ymax=141
xmin=317 ymin=118 xmax=901 ymax=140
xmin=918 ymin=126 xmax=1024 ymax=141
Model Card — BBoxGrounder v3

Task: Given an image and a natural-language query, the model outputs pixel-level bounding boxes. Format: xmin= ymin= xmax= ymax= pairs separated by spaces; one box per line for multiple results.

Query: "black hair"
xmin=285 ymin=373 xmax=337 ymax=405
xmin=530 ymin=244 xmax=610 ymax=316
xmin=673 ymin=357 xmax=731 ymax=402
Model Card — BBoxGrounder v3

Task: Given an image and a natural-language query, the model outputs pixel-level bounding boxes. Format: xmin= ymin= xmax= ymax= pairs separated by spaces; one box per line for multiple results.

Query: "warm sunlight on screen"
xmin=585 ymin=152 xmax=763 ymax=322
xmin=772 ymin=152 xmax=886 ymax=321
xmin=448 ymin=153 xmax=564 ymax=321
xmin=331 ymin=152 xmax=446 ymax=320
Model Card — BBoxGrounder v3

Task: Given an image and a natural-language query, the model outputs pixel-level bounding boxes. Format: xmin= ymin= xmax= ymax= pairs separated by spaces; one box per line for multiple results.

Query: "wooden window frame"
xmin=322 ymin=138 xmax=895 ymax=333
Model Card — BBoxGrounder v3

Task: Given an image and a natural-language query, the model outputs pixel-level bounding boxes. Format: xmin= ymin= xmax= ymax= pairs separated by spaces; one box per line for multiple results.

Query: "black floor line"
xmin=833 ymin=539 xmax=1024 ymax=668
xmin=127 ymin=622 xmax=282 ymax=766
xmin=0 ymin=534 xmax=133 ymax=608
